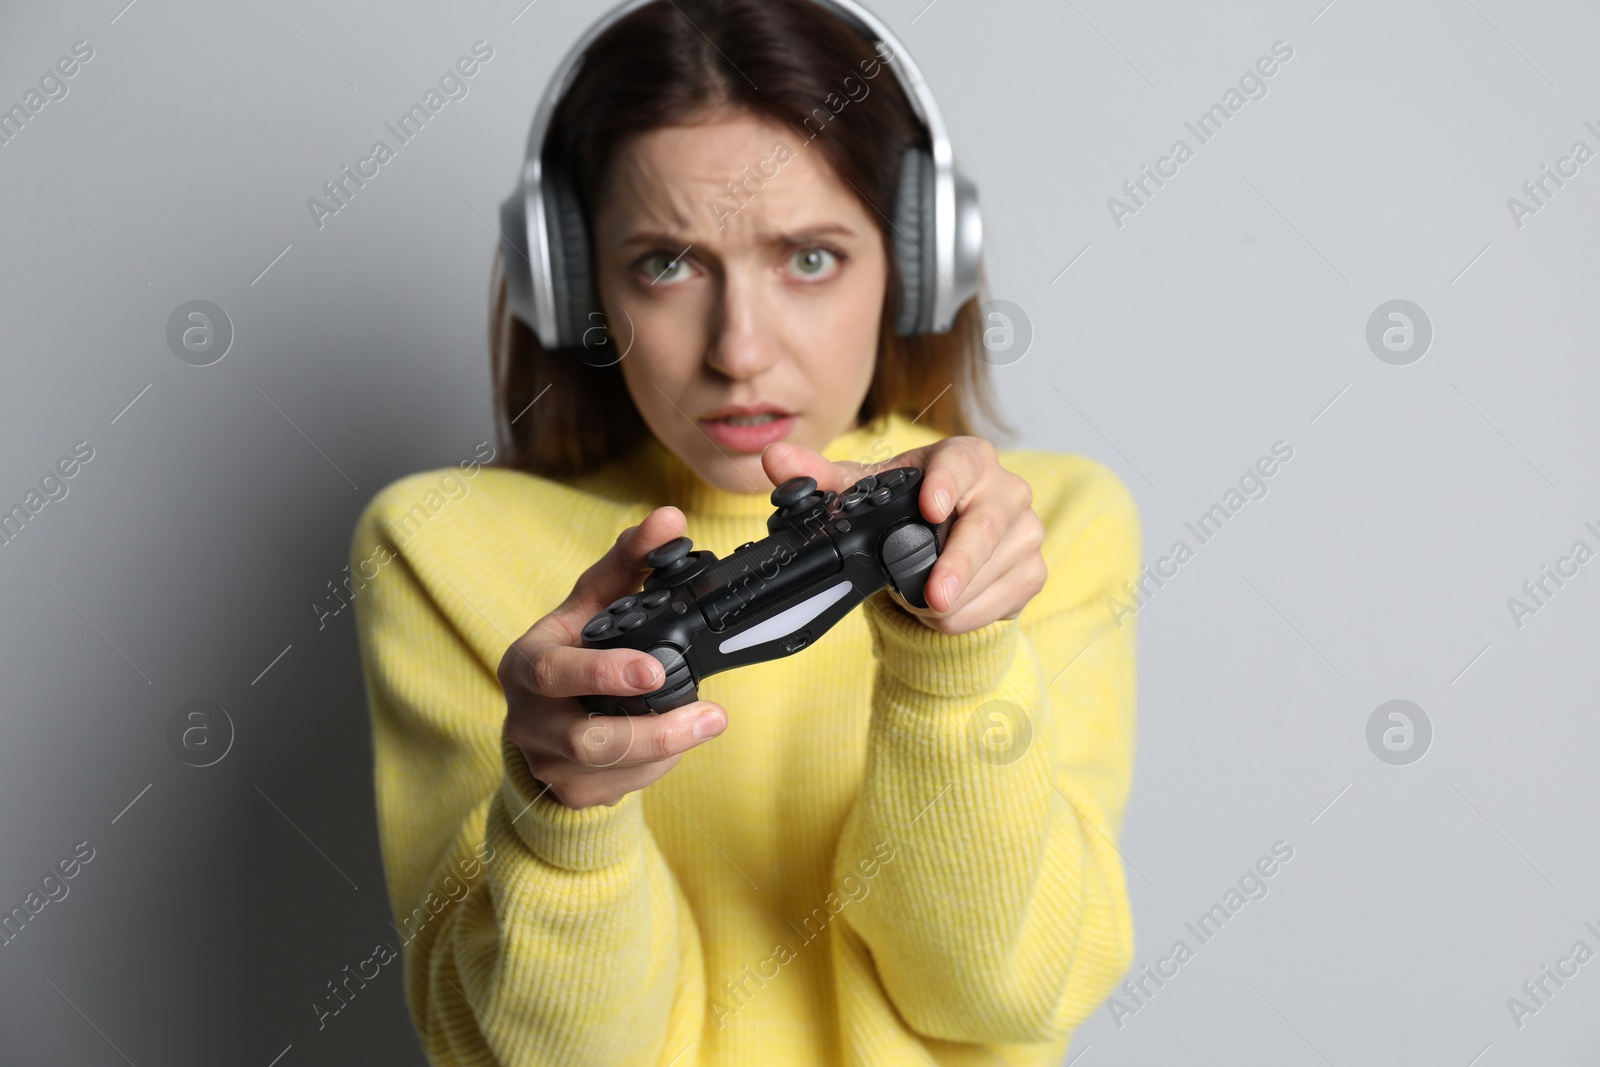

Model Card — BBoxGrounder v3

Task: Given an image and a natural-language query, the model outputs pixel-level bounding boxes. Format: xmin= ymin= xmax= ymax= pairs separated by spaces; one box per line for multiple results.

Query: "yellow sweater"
xmin=350 ymin=412 xmax=1139 ymax=1066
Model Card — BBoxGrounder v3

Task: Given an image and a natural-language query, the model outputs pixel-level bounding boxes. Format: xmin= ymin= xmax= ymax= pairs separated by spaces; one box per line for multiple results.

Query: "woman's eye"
xmin=641 ymin=253 xmax=692 ymax=285
xmin=787 ymin=246 xmax=840 ymax=280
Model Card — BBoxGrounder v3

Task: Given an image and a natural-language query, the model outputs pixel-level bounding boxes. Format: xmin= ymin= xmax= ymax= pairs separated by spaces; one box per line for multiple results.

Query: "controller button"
xmin=583 ymin=615 xmax=614 ymax=639
xmin=869 ymin=487 xmax=893 ymax=506
xmin=639 ymin=645 xmax=694 ymax=710
xmin=882 ymin=523 xmax=940 ymax=609
xmin=771 ymin=476 xmax=818 ymax=510
xmin=654 ymin=645 xmax=684 ymax=667
xmin=781 ymin=631 xmax=810 ymax=654
xmin=616 ymin=610 xmax=648 ymax=631
xmin=672 ymin=601 xmax=688 ymax=615
xmin=644 ymin=678 xmax=698 ymax=712
xmin=607 ymin=595 xmax=639 ymax=614
xmin=835 ymin=519 xmax=851 ymax=533
xmin=852 ymin=475 xmax=878 ymax=494
xmin=646 ymin=644 xmax=688 ymax=682
xmin=645 ymin=537 xmax=694 ymax=570
xmin=641 ymin=589 xmax=672 ymax=608
xmin=736 ymin=541 xmax=756 ymax=552
xmin=879 ymin=468 xmax=909 ymax=488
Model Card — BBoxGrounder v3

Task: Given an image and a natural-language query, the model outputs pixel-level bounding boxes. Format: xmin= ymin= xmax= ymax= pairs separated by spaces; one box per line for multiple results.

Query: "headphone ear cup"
xmin=542 ymin=165 xmax=604 ymax=352
xmin=891 ymin=147 xmax=937 ymax=336
xmin=498 ymin=185 xmax=539 ymax=331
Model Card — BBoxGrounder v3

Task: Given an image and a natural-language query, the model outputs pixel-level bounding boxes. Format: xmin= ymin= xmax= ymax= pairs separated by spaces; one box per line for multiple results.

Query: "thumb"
xmin=559 ymin=505 xmax=687 ymax=623
xmin=759 ymin=440 xmax=863 ymax=495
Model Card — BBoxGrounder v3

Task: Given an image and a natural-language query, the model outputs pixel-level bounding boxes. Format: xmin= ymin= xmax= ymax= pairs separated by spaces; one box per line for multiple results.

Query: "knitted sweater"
xmin=349 ymin=412 xmax=1139 ymax=1066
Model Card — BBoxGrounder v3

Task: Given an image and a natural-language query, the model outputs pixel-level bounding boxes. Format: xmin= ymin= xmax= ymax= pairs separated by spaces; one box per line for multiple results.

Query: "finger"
xmin=521 ymin=643 xmax=673 ymax=700
xmin=927 ymin=513 xmax=1036 ymax=613
xmin=759 ymin=439 xmax=866 ymax=495
xmin=556 ymin=505 xmax=687 ymax=626
xmin=924 ymin=492 xmax=1011 ymax=613
xmin=530 ymin=700 xmax=728 ymax=770
xmin=914 ymin=554 xmax=1047 ymax=634
xmin=919 ymin=437 xmax=991 ymax=526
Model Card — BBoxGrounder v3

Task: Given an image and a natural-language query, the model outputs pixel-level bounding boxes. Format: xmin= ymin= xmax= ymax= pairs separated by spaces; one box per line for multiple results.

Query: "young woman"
xmin=350 ymin=1 xmax=1139 ymax=1063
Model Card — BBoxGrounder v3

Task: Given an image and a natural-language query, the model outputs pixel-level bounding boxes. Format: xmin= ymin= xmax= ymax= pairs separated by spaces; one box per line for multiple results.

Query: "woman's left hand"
xmin=761 ymin=435 xmax=1046 ymax=635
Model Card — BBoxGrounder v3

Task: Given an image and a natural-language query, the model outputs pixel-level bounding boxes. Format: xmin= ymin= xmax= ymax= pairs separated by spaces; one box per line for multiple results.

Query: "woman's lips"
xmin=697 ymin=413 xmax=796 ymax=452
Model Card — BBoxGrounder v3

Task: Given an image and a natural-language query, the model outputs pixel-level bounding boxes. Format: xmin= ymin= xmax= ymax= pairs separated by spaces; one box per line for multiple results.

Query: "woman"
xmin=350 ymin=0 xmax=1139 ymax=1062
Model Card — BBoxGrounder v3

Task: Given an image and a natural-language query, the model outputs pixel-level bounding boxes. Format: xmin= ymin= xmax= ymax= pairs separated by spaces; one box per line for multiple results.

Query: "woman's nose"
xmin=703 ymin=268 xmax=780 ymax=381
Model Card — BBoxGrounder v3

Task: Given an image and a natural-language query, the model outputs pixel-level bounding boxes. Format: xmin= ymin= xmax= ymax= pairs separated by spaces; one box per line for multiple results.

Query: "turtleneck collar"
xmin=624 ymin=413 xmax=944 ymax=518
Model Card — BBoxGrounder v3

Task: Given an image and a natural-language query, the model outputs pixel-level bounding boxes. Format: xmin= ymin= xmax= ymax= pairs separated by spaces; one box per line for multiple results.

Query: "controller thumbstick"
xmin=645 ymin=536 xmax=694 ymax=570
xmin=770 ymin=476 xmax=818 ymax=511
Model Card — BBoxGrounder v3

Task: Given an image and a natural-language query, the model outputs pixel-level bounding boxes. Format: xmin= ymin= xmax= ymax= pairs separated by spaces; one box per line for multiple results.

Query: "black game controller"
xmin=578 ymin=467 xmax=953 ymax=716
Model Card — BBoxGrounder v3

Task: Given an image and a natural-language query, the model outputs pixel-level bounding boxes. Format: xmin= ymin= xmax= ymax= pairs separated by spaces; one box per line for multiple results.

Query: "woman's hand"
xmin=497 ymin=506 xmax=728 ymax=810
xmin=761 ymin=434 xmax=1046 ymax=635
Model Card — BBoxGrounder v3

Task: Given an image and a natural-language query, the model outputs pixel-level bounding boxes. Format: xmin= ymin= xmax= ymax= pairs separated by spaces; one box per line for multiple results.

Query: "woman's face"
xmin=591 ymin=109 xmax=888 ymax=494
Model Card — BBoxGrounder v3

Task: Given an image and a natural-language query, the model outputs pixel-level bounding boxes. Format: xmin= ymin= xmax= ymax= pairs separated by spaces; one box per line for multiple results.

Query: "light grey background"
xmin=2 ymin=0 xmax=1596 ymax=1063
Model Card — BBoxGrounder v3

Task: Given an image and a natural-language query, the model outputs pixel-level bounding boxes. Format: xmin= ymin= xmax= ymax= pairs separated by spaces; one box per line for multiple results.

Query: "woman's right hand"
xmin=497 ymin=505 xmax=728 ymax=810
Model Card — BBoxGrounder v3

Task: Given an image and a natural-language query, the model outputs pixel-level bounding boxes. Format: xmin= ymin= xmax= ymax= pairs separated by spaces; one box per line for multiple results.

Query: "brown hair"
xmin=490 ymin=0 xmax=1012 ymax=478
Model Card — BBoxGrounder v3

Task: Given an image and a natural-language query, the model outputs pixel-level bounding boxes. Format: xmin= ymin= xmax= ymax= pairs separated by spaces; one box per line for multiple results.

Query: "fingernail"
xmin=943 ymin=574 xmax=960 ymax=605
xmin=694 ymin=709 xmax=726 ymax=740
xmin=628 ymin=661 xmax=660 ymax=689
xmin=933 ymin=487 xmax=952 ymax=517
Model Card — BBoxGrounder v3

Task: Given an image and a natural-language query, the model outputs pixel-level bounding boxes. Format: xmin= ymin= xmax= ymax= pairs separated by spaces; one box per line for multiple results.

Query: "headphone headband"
xmin=500 ymin=0 xmax=982 ymax=349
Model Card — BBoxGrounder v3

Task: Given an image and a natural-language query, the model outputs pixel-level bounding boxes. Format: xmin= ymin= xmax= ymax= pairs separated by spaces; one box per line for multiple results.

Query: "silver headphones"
xmin=497 ymin=0 xmax=983 ymax=351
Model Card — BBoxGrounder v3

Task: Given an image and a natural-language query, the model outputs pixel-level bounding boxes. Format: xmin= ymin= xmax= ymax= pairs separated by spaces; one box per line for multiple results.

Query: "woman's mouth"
xmin=698 ymin=411 xmax=796 ymax=452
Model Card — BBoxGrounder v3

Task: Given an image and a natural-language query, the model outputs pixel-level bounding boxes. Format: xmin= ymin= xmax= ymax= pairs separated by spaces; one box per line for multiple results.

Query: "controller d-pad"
xmin=880 ymin=468 xmax=909 ymax=488
xmin=868 ymin=487 xmax=893 ymax=506
xmin=850 ymin=475 xmax=878 ymax=494
xmin=841 ymin=489 xmax=868 ymax=512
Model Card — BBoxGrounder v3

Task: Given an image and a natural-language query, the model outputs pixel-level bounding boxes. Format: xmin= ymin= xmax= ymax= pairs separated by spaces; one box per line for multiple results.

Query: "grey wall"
xmin=1 ymin=0 xmax=1596 ymax=1064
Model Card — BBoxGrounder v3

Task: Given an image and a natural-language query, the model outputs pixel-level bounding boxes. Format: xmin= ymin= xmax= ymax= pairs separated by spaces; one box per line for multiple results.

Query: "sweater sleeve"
xmin=350 ymin=488 xmax=707 ymax=1067
xmin=833 ymin=457 xmax=1139 ymax=1046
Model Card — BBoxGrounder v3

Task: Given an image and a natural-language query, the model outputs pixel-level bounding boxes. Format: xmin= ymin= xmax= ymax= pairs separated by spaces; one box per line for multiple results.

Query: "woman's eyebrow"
xmin=618 ymin=230 xmax=691 ymax=248
xmin=617 ymin=223 xmax=859 ymax=248
xmin=767 ymin=223 xmax=857 ymax=243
